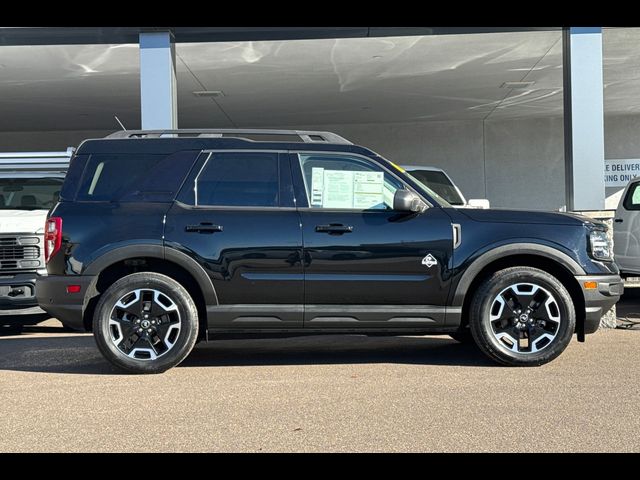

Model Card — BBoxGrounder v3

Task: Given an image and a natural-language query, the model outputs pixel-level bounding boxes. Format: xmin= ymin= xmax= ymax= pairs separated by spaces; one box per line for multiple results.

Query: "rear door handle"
xmin=185 ymin=223 xmax=223 ymax=233
xmin=315 ymin=224 xmax=353 ymax=234
xmin=614 ymin=218 xmax=623 ymax=223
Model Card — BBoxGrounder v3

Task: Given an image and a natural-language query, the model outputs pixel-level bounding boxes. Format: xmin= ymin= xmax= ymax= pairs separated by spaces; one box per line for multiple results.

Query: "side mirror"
xmin=393 ymin=190 xmax=426 ymax=212
xmin=467 ymin=198 xmax=490 ymax=209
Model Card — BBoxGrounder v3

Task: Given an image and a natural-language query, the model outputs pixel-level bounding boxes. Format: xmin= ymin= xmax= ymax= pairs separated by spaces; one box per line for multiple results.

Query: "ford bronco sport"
xmin=36 ymin=129 xmax=623 ymax=373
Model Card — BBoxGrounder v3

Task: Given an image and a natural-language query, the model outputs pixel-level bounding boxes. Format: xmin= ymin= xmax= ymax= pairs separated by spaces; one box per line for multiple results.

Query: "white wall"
xmin=0 ymin=130 xmax=111 ymax=152
xmin=484 ymin=116 xmax=565 ymax=211
xmin=291 ymin=117 xmax=566 ymax=211
xmin=286 ymin=120 xmax=487 ymax=201
xmin=0 ymin=120 xmax=566 ymax=210
xmin=5 ymin=114 xmax=639 ymax=213
xmin=297 ymin=115 xmax=640 ymax=211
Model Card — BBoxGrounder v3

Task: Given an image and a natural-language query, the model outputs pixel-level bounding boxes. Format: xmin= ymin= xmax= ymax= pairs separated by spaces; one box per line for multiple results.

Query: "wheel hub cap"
xmin=108 ymin=288 xmax=182 ymax=361
xmin=489 ymin=282 xmax=561 ymax=354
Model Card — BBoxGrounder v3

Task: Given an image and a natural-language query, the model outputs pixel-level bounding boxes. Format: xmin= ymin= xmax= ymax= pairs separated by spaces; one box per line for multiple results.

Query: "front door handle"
xmin=315 ymin=224 xmax=354 ymax=234
xmin=185 ymin=223 xmax=223 ymax=233
xmin=615 ymin=218 xmax=623 ymax=223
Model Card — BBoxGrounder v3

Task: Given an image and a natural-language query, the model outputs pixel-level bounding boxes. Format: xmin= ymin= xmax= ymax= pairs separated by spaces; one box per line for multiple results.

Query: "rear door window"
xmin=193 ymin=152 xmax=280 ymax=207
xmin=75 ymin=150 xmax=199 ymax=202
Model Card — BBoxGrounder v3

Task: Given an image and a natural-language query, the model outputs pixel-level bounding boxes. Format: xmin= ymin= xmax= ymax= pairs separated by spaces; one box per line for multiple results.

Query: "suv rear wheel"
xmin=93 ymin=272 xmax=199 ymax=374
xmin=469 ymin=267 xmax=575 ymax=366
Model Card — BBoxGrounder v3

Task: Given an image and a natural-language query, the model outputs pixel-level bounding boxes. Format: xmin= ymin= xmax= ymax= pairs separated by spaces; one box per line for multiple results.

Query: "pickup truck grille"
xmin=0 ymin=237 xmax=21 ymax=245
xmin=0 ymin=246 xmax=39 ymax=259
xmin=0 ymin=237 xmax=41 ymax=271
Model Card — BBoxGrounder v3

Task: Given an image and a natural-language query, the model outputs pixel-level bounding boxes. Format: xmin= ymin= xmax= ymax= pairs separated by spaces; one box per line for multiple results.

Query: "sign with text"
xmin=605 ymin=159 xmax=640 ymax=187
xmin=310 ymin=167 xmax=385 ymax=209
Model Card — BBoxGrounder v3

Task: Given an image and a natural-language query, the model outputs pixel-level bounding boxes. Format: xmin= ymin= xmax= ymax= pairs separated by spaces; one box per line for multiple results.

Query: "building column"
xmin=139 ymin=31 xmax=177 ymax=130
xmin=563 ymin=27 xmax=618 ymax=329
xmin=563 ymin=27 xmax=605 ymax=212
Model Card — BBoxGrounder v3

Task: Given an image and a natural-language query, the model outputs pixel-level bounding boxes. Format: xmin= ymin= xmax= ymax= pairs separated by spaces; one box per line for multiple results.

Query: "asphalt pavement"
xmin=1 ymin=309 xmax=639 ymax=452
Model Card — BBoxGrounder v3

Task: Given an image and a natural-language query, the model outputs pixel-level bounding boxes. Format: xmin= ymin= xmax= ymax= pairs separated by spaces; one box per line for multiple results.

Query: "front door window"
xmin=297 ymin=153 xmax=403 ymax=210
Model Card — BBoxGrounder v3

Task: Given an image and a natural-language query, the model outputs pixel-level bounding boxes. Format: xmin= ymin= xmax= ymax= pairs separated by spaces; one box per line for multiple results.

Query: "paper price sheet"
xmin=311 ymin=167 xmax=384 ymax=209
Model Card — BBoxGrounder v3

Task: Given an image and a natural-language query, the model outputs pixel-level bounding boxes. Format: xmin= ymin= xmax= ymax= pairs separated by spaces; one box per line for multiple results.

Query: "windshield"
xmin=0 ymin=177 xmax=64 ymax=210
xmin=405 ymin=170 xmax=465 ymax=206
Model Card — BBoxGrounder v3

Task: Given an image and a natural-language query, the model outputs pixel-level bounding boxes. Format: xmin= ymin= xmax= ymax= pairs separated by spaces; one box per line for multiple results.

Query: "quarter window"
xmin=195 ymin=152 xmax=280 ymax=207
xmin=297 ymin=153 xmax=403 ymax=210
xmin=76 ymin=151 xmax=198 ymax=202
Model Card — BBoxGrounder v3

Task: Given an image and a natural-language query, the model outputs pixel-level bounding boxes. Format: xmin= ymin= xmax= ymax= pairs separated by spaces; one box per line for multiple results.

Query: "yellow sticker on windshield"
xmin=389 ymin=161 xmax=405 ymax=173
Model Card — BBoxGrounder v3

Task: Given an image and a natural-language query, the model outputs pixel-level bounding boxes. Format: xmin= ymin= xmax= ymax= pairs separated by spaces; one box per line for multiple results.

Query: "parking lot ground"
xmin=1 ymin=310 xmax=639 ymax=453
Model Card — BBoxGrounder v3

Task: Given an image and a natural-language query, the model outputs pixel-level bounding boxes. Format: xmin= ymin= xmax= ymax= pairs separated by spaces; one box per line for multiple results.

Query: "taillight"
xmin=44 ymin=217 xmax=62 ymax=263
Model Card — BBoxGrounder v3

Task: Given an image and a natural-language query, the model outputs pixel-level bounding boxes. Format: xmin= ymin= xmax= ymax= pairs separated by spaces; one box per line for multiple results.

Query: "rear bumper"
xmin=35 ymin=274 xmax=95 ymax=330
xmin=0 ymin=272 xmax=39 ymax=309
xmin=576 ymin=274 xmax=623 ymax=334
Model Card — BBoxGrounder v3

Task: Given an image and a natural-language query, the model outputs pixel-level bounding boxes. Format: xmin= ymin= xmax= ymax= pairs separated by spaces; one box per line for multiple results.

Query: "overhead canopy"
xmin=0 ymin=27 xmax=635 ymax=133
xmin=0 ymin=27 xmax=558 ymax=46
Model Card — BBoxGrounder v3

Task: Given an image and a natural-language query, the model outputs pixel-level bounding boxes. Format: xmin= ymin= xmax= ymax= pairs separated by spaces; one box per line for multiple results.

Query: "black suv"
xmin=36 ymin=129 xmax=623 ymax=373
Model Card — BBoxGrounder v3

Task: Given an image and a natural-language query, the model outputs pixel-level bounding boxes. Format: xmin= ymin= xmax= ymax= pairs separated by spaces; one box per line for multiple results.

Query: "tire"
xmin=93 ymin=272 xmax=199 ymax=374
xmin=449 ymin=327 xmax=475 ymax=344
xmin=469 ymin=267 xmax=575 ymax=366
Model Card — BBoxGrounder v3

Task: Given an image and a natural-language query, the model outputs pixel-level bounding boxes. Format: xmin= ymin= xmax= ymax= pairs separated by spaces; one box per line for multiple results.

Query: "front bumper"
xmin=35 ymin=274 xmax=95 ymax=330
xmin=576 ymin=274 xmax=623 ymax=334
xmin=0 ymin=272 xmax=39 ymax=308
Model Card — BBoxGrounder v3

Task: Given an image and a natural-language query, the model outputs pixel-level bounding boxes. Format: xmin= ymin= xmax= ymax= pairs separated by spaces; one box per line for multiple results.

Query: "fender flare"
xmin=83 ymin=244 xmax=219 ymax=305
xmin=451 ymin=242 xmax=586 ymax=306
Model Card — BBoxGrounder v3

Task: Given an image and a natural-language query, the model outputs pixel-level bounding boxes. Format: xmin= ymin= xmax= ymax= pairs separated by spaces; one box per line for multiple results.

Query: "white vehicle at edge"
xmin=402 ymin=165 xmax=490 ymax=209
xmin=0 ymin=150 xmax=71 ymax=311
xmin=613 ymin=177 xmax=640 ymax=276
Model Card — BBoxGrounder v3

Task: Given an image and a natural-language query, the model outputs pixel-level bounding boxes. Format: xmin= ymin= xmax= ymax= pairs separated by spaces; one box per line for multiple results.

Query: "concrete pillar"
xmin=563 ymin=28 xmax=618 ymax=328
xmin=563 ymin=27 xmax=605 ymax=211
xmin=139 ymin=31 xmax=177 ymax=130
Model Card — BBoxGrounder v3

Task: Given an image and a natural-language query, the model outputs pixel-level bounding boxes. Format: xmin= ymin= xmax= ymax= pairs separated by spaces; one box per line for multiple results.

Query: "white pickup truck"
xmin=0 ymin=150 xmax=71 ymax=310
xmin=402 ymin=165 xmax=491 ymax=208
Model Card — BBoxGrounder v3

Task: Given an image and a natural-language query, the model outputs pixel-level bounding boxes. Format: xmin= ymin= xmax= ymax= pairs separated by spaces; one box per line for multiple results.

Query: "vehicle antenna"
xmin=114 ymin=115 xmax=127 ymax=131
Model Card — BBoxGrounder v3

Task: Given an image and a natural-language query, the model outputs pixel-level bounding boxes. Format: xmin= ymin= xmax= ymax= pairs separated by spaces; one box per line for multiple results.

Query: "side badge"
xmin=421 ymin=254 xmax=438 ymax=268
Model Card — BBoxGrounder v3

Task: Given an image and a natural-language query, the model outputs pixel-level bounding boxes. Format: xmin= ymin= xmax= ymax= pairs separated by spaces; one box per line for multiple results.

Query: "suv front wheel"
xmin=469 ymin=267 xmax=575 ymax=366
xmin=93 ymin=272 xmax=199 ymax=374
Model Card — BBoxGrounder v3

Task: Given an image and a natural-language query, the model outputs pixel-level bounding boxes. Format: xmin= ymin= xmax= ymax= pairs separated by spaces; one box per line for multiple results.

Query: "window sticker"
xmin=323 ymin=170 xmax=354 ymax=208
xmin=353 ymin=171 xmax=384 ymax=209
xmin=309 ymin=167 xmax=385 ymax=209
xmin=310 ymin=167 xmax=324 ymax=206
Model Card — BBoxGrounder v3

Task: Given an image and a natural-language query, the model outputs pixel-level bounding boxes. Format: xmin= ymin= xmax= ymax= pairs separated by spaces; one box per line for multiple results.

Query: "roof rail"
xmin=105 ymin=129 xmax=353 ymax=145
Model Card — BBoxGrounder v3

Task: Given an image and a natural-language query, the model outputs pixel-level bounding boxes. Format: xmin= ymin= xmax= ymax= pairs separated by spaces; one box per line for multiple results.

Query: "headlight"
xmin=589 ymin=230 xmax=612 ymax=260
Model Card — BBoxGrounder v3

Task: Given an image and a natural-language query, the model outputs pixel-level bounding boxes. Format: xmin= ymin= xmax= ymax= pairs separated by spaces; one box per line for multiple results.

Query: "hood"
xmin=459 ymin=208 xmax=606 ymax=228
xmin=0 ymin=209 xmax=48 ymax=234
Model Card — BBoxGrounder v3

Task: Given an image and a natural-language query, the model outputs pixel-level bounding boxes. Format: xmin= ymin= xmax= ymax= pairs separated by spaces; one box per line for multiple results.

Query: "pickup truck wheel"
xmin=93 ymin=272 xmax=199 ymax=374
xmin=469 ymin=267 xmax=575 ymax=366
